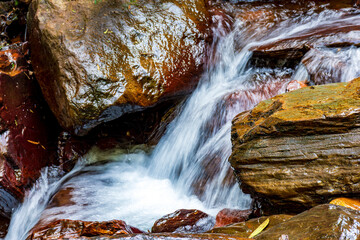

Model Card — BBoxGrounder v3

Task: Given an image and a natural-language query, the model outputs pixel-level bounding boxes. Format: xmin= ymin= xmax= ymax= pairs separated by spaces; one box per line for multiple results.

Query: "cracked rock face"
xmin=230 ymin=78 xmax=360 ymax=213
xmin=28 ymin=0 xmax=211 ymax=135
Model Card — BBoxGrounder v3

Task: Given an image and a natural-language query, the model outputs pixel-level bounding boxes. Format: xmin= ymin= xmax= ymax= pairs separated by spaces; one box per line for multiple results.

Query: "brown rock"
xmin=116 ymin=233 xmax=252 ymax=240
xmin=255 ymin=204 xmax=360 ymax=240
xmin=209 ymin=214 xmax=293 ymax=238
xmin=151 ymin=209 xmax=215 ymax=233
xmin=28 ymin=219 xmax=134 ymax=240
xmin=214 ymin=208 xmax=252 ymax=228
xmin=250 ymin=13 xmax=360 ymax=68
xmin=28 ymin=0 xmax=211 ymax=135
xmin=230 ymin=77 xmax=360 ymax=213
xmin=330 ymin=197 xmax=360 ymax=211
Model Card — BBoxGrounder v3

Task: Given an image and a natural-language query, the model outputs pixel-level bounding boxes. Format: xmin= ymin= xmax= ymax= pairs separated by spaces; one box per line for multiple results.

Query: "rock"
xmin=115 ymin=233 xmax=252 ymax=240
xmin=230 ymin=77 xmax=360 ymax=213
xmin=28 ymin=219 xmax=134 ymax=240
xmin=250 ymin=13 xmax=360 ymax=68
xmin=0 ymin=42 xmax=59 ymax=237
xmin=286 ymin=80 xmax=307 ymax=92
xmin=255 ymin=204 xmax=360 ymax=240
xmin=214 ymin=208 xmax=252 ymax=228
xmin=330 ymin=197 xmax=360 ymax=211
xmin=0 ymin=43 xmax=60 ymax=198
xmin=209 ymin=214 xmax=293 ymax=238
xmin=28 ymin=0 xmax=211 ymax=135
xmin=151 ymin=209 xmax=215 ymax=233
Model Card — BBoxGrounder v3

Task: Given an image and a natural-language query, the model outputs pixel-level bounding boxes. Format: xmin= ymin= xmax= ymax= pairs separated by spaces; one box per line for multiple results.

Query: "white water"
xmin=6 ymin=3 xmax=360 ymax=240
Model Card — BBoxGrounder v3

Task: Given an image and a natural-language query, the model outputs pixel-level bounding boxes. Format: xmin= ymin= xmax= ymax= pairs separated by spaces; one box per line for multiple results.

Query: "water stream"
xmin=5 ymin=2 xmax=360 ymax=239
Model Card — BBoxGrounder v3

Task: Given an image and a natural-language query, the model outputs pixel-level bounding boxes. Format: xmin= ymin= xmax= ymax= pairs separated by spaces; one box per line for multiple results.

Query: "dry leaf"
xmin=249 ymin=218 xmax=270 ymax=238
xmin=27 ymin=140 xmax=40 ymax=145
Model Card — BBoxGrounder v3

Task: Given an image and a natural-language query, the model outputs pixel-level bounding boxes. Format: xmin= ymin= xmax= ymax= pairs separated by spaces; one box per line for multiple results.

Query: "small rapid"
xmin=6 ymin=2 xmax=360 ymax=239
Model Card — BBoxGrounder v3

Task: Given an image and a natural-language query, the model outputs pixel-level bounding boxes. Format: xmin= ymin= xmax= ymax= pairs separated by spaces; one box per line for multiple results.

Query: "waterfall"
xmin=5 ymin=3 xmax=360 ymax=239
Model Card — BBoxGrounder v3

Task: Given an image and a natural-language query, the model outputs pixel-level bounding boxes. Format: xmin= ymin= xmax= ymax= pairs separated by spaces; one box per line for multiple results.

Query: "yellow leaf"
xmin=104 ymin=29 xmax=108 ymax=34
xmin=27 ymin=140 xmax=40 ymax=145
xmin=249 ymin=218 xmax=269 ymax=238
xmin=97 ymin=64 xmax=100 ymax=71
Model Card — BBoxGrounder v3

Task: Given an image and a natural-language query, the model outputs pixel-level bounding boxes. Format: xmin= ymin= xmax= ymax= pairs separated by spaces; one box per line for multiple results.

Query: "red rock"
xmin=214 ymin=208 xmax=252 ymax=228
xmin=151 ymin=209 xmax=215 ymax=233
xmin=28 ymin=219 xmax=134 ymax=240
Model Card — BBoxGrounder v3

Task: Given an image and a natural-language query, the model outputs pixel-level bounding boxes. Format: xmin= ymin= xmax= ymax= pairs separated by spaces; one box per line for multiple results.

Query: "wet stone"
xmin=151 ymin=209 xmax=215 ymax=234
xmin=28 ymin=0 xmax=211 ymax=135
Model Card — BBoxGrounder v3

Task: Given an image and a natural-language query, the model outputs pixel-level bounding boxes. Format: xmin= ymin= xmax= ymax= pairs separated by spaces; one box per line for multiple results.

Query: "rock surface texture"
xmin=230 ymin=78 xmax=360 ymax=212
xmin=151 ymin=209 xmax=215 ymax=233
xmin=0 ymin=42 xmax=59 ymax=237
xmin=28 ymin=0 xmax=210 ymax=135
xmin=28 ymin=219 xmax=135 ymax=240
xmin=255 ymin=204 xmax=360 ymax=240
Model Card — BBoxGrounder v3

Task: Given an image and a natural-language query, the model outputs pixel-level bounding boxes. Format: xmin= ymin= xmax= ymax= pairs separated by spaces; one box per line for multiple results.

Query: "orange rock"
xmin=330 ymin=198 xmax=360 ymax=211
xmin=286 ymin=80 xmax=308 ymax=92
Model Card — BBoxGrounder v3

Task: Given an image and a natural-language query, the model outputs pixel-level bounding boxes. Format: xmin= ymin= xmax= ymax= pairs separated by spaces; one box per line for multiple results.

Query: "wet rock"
xmin=0 ymin=1 xmax=27 ymax=48
xmin=115 ymin=233 xmax=252 ymax=240
xmin=301 ymin=48 xmax=357 ymax=84
xmin=250 ymin=13 xmax=360 ymax=68
xmin=151 ymin=209 xmax=215 ymax=233
xmin=230 ymin=77 xmax=360 ymax=213
xmin=0 ymin=43 xmax=60 ymax=198
xmin=27 ymin=219 xmax=134 ymax=240
xmin=285 ymin=80 xmax=307 ymax=92
xmin=28 ymin=0 xmax=211 ymax=135
xmin=214 ymin=208 xmax=252 ymax=228
xmin=255 ymin=204 xmax=360 ymax=240
xmin=330 ymin=197 xmax=360 ymax=211
xmin=209 ymin=214 xmax=293 ymax=238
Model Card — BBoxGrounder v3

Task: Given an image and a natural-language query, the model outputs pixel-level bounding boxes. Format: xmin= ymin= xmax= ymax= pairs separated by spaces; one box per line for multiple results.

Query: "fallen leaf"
xmin=249 ymin=218 xmax=269 ymax=238
xmin=27 ymin=140 xmax=40 ymax=145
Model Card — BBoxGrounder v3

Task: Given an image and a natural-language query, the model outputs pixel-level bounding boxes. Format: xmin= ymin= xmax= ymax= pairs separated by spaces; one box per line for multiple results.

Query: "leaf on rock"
xmin=249 ymin=218 xmax=270 ymax=238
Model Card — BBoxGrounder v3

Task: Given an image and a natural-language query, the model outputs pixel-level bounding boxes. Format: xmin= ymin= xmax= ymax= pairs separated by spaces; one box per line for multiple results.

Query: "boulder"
xmin=27 ymin=219 xmax=135 ymax=240
xmin=151 ymin=209 xmax=215 ymax=234
xmin=214 ymin=208 xmax=252 ymax=228
xmin=255 ymin=204 xmax=360 ymax=240
xmin=209 ymin=214 xmax=293 ymax=238
xmin=28 ymin=0 xmax=211 ymax=135
xmin=230 ymin=78 xmax=360 ymax=212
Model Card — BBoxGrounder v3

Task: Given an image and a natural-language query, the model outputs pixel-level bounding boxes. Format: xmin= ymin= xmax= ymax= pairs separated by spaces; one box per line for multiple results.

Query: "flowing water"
xmin=6 ymin=2 xmax=360 ymax=239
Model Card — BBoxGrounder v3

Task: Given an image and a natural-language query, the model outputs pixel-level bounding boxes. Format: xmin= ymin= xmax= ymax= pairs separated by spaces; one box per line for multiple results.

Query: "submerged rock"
xmin=151 ymin=209 xmax=215 ymax=234
xmin=255 ymin=204 xmax=360 ymax=240
xmin=28 ymin=0 xmax=211 ymax=135
xmin=230 ymin=77 xmax=360 ymax=212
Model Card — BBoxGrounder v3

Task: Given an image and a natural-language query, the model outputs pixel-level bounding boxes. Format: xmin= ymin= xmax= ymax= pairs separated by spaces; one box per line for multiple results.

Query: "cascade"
xmin=5 ymin=2 xmax=360 ymax=239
